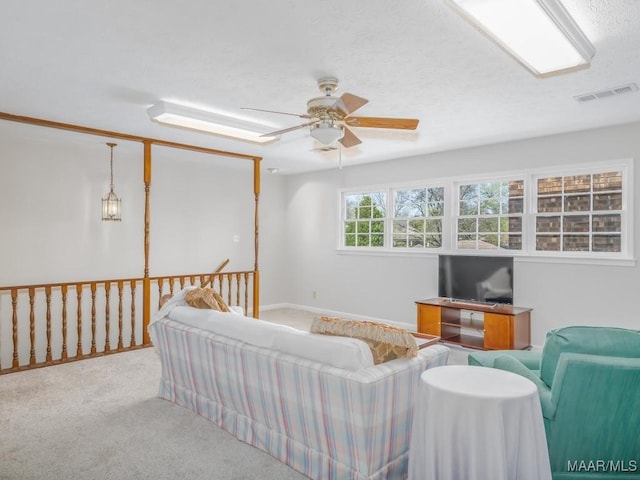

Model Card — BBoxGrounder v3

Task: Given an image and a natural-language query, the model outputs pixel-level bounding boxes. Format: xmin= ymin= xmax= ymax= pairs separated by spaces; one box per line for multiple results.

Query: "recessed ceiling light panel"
xmin=446 ymin=0 xmax=595 ymax=77
xmin=147 ymin=101 xmax=279 ymax=143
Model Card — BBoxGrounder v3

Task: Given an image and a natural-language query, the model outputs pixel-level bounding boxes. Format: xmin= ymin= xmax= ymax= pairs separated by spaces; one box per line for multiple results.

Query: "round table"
xmin=408 ymin=365 xmax=551 ymax=480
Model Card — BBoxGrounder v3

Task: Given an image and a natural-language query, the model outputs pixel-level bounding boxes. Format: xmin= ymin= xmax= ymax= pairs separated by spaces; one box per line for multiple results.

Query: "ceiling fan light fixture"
xmin=102 ymin=142 xmax=122 ymax=221
xmin=309 ymin=122 xmax=344 ymax=145
xmin=445 ymin=0 xmax=595 ymax=77
xmin=147 ymin=101 xmax=279 ymax=143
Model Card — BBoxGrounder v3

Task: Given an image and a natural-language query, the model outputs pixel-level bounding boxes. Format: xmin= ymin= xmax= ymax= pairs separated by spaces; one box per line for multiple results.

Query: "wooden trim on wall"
xmin=253 ymin=158 xmax=261 ymax=318
xmin=0 ymin=111 xmax=260 ymax=161
xmin=142 ymin=140 xmax=152 ymax=344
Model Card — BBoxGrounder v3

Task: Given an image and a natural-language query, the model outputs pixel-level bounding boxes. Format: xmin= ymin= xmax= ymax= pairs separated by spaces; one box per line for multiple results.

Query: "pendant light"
xmin=101 ymin=142 xmax=122 ymax=221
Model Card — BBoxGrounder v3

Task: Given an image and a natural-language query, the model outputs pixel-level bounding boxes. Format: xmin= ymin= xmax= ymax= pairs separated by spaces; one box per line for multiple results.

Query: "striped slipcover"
xmin=150 ymin=317 xmax=449 ymax=480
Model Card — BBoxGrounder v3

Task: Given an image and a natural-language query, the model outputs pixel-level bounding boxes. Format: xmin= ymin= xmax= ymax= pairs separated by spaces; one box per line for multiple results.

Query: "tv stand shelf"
xmin=416 ymin=298 xmax=531 ymax=350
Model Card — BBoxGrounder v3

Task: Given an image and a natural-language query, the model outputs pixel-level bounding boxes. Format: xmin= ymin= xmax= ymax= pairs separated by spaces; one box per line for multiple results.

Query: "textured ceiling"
xmin=2 ymin=0 xmax=640 ymax=174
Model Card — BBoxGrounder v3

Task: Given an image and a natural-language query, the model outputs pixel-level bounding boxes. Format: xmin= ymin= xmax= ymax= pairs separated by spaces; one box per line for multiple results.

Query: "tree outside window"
xmin=392 ymin=187 xmax=444 ymax=248
xmin=344 ymin=192 xmax=386 ymax=247
xmin=456 ymin=180 xmax=524 ymax=250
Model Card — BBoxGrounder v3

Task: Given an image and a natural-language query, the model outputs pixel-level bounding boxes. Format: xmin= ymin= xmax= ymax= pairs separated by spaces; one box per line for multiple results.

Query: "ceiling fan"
xmin=243 ymin=77 xmax=419 ymax=148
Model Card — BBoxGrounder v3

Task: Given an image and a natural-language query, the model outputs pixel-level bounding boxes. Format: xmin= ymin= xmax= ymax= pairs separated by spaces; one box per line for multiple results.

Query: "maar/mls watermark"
xmin=568 ymin=460 xmax=637 ymax=473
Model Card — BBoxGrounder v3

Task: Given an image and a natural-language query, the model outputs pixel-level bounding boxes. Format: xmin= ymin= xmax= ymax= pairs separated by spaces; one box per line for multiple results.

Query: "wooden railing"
xmin=150 ymin=270 xmax=255 ymax=313
xmin=0 ymin=270 xmax=256 ymax=375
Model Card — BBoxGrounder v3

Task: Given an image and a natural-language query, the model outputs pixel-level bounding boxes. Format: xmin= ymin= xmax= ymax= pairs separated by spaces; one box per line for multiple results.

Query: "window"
xmin=455 ymin=179 xmax=524 ymax=251
xmin=343 ymin=192 xmax=386 ymax=247
xmin=339 ymin=160 xmax=631 ymax=261
xmin=392 ymin=187 xmax=444 ymax=248
xmin=535 ymin=171 xmax=623 ymax=253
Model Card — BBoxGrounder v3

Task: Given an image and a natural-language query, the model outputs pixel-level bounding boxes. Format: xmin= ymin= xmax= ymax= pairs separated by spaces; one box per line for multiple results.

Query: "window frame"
xmin=337 ymin=159 xmax=634 ymax=264
xmin=529 ymin=163 xmax=630 ymax=259
xmin=342 ymin=190 xmax=388 ymax=249
xmin=390 ymin=184 xmax=447 ymax=250
xmin=452 ymin=175 xmax=526 ymax=254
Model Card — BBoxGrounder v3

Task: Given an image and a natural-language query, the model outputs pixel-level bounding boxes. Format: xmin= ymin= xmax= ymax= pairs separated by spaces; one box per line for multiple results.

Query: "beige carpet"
xmin=0 ymin=345 xmax=309 ymax=480
xmin=0 ymin=307 xmax=465 ymax=480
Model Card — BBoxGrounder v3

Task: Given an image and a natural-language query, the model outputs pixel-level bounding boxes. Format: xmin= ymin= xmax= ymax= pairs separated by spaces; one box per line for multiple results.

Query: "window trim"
xmin=528 ymin=161 xmax=631 ymax=259
xmin=390 ymin=184 xmax=447 ymax=250
xmin=342 ymin=190 xmax=388 ymax=248
xmin=337 ymin=158 xmax=634 ymax=264
xmin=452 ymin=175 xmax=526 ymax=254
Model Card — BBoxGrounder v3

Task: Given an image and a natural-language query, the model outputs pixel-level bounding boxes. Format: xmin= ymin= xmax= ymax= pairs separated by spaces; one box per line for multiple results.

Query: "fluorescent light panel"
xmin=446 ymin=0 xmax=595 ymax=77
xmin=147 ymin=101 xmax=278 ymax=143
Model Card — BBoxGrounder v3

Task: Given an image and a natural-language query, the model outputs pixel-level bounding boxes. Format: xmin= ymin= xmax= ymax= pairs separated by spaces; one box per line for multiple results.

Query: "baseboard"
xmin=259 ymin=303 xmax=293 ymax=311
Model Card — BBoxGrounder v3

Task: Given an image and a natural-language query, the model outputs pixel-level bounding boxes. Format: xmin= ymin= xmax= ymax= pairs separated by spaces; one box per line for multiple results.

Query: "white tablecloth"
xmin=408 ymin=365 xmax=551 ymax=480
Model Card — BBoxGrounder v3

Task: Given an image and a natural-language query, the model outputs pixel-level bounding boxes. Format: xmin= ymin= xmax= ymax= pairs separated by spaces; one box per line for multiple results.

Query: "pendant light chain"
xmin=107 ymin=142 xmax=117 ymax=192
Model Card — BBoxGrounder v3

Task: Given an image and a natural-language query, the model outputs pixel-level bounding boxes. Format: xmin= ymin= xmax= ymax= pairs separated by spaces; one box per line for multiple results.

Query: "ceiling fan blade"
xmin=330 ymin=93 xmax=369 ymax=117
xmin=339 ymin=126 xmax=362 ymax=148
xmin=242 ymin=107 xmax=312 ymax=119
xmin=260 ymin=120 xmax=318 ymax=137
xmin=345 ymin=116 xmax=419 ymax=130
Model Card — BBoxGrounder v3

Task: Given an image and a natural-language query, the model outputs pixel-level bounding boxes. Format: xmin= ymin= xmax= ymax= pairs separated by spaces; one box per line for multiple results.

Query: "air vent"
xmin=575 ymin=83 xmax=639 ymax=103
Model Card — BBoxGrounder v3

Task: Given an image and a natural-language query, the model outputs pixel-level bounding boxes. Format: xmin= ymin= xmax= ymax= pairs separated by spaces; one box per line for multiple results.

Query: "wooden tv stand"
xmin=416 ymin=298 xmax=531 ymax=350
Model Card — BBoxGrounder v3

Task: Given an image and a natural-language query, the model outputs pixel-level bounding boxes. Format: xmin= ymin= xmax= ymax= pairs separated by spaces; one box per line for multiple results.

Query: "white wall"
xmin=0 ymin=120 xmax=289 ymax=305
xmin=283 ymin=122 xmax=640 ymax=346
xmin=0 ymin=122 xmax=144 ymax=284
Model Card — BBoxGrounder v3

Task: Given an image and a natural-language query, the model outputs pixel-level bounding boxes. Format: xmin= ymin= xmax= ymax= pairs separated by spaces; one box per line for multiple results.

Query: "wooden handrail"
xmin=202 ymin=259 xmax=230 ymax=288
xmin=0 ymin=276 xmax=145 ymax=292
xmin=0 ymin=270 xmax=258 ymax=292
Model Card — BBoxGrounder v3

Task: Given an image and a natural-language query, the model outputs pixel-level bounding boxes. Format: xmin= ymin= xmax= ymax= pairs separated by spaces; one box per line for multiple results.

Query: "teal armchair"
xmin=468 ymin=326 xmax=640 ymax=479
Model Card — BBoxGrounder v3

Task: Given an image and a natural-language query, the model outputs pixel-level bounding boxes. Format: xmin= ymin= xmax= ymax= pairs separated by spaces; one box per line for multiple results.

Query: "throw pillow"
xmin=184 ymin=287 xmax=225 ymax=311
xmin=159 ymin=294 xmax=173 ymax=307
xmin=310 ymin=316 xmax=418 ymax=364
xmin=211 ymin=289 xmax=230 ymax=312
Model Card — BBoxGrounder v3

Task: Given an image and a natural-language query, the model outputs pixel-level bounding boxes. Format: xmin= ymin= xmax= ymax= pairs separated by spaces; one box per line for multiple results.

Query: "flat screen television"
xmin=438 ymin=255 xmax=514 ymax=305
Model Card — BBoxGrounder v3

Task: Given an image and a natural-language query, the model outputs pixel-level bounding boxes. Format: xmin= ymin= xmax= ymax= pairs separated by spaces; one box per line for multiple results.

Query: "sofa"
xmin=149 ymin=289 xmax=450 ymax=480
xmin=468 ymin=326 xmax=640 ymax=479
